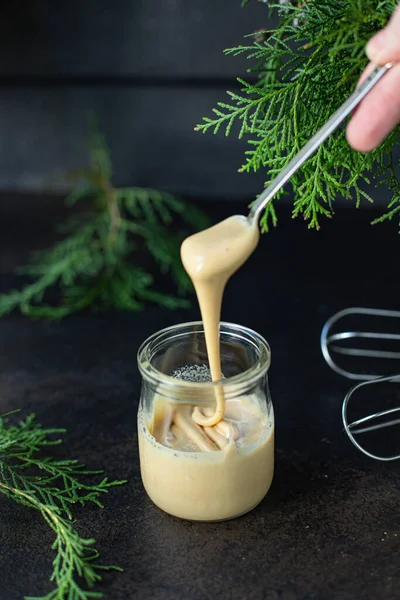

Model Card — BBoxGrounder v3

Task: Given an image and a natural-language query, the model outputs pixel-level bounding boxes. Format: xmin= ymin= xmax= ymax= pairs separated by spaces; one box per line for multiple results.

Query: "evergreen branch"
xmin=197 ymin=0 xmax=400 ymax=231
xmin=0 ymin=413 xmax=126 ymax=600
xmin=0 ymin=118 xmax=210 ymax=319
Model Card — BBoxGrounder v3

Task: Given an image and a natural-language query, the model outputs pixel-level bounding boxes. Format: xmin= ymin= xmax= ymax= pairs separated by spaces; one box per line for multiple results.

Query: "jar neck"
xmin=137 ymin=321 xmax=271 ymax=402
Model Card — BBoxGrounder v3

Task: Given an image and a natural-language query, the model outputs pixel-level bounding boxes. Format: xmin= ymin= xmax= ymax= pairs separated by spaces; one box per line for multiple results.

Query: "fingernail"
xmin=366 ymin=29 xmax=388 ymax=61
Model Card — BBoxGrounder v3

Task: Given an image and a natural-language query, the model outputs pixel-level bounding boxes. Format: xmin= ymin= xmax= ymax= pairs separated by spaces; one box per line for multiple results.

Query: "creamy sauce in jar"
xmin=138 ymin=392 xmax=274 ymax=521
xmin=138 ymin=214 xmax=274 ymax=520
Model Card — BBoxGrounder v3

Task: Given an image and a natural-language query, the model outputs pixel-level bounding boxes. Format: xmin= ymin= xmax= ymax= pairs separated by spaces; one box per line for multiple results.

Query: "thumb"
xmin=366 ymin=3 xmax=400 ymax=64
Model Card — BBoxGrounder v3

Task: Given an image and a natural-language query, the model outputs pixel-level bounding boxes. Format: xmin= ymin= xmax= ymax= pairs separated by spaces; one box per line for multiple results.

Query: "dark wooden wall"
xmin=0 ymin=1 xmax=394 ymax=208
xmin=0 ymin=0 xmax=275 ymax=200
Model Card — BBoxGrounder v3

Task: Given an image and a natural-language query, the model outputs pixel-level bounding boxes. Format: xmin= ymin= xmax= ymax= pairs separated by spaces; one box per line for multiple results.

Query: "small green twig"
xmin=0 ymin=117 xmax=210 ymax=319
xmin=0 ymin=413 xmax=127 ymax=600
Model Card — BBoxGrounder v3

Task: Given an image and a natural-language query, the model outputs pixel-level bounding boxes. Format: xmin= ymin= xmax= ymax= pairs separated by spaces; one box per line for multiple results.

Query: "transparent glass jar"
xmin=137 ymin=321 xmax=274 ymax=522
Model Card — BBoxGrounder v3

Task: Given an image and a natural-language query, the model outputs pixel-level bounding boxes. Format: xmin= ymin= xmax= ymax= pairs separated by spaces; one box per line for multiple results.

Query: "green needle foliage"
xmin=0 ymin=412 xmax=126 ymax=600
xmin=0 ymin=117 xmax=209 ymax=319
xmin=196 ymin=0 xmax=400 ymax=231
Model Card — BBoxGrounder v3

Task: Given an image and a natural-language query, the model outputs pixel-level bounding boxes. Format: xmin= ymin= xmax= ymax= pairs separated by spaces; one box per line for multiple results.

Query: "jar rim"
xmin=137 ymin=321 xmax=271 ymax=399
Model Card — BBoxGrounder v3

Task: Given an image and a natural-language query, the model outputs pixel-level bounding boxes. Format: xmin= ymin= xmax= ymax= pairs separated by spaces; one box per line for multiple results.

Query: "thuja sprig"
xmin=0 ymin=116 xmax=209 ymax=319
xmin=0 ymin=412 xmax=126 ymax=600
xmin=196 ymin=0 xmax=400 ymax=231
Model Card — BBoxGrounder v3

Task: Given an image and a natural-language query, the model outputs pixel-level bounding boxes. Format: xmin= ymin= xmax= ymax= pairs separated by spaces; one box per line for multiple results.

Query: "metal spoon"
xmin=248 ymin=63 xmax=393 ymax=225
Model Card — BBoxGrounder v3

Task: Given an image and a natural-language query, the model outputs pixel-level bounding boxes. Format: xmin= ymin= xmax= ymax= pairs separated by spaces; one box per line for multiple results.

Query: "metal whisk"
xmin=320 ymin=307 xmax=400 ymax=461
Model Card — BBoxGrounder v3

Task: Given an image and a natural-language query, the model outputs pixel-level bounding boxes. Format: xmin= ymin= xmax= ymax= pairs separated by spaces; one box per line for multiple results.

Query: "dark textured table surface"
xmin=0 ymin=196 xmax=399 ymax=600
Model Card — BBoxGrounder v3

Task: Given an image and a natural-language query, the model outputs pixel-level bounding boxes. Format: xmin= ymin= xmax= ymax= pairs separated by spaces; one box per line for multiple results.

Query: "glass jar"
xmin=137 ymin=321 xmax=274 ymax=522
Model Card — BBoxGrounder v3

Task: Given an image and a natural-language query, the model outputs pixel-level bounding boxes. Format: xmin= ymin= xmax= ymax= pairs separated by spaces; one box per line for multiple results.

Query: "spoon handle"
xmin=248 ymin=63 xmax=393 ymax=224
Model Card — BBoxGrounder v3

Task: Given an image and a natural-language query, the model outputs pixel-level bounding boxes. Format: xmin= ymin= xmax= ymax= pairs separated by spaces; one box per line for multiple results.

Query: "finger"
xmin=346 ymin=62 xmax=400 ymax=151
xmin=366 ymin=4 xmax=400 ymax=65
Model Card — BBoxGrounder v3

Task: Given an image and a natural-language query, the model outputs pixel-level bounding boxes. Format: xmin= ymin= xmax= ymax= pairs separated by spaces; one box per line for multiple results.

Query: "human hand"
xmin=346 ymin=4 xmax=400 ymax=152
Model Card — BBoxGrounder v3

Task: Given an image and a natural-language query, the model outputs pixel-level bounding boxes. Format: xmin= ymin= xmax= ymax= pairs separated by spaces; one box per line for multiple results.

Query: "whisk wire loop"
xmin=321 ymin=307 xmax=400 ymax=461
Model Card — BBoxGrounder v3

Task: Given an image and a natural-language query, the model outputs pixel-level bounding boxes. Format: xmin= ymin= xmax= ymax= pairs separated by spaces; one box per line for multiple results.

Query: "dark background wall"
xmin=0 ymin=1 xmax=394 ymax=208
xmin=0 ymin=0 xmax=275 ymax=200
